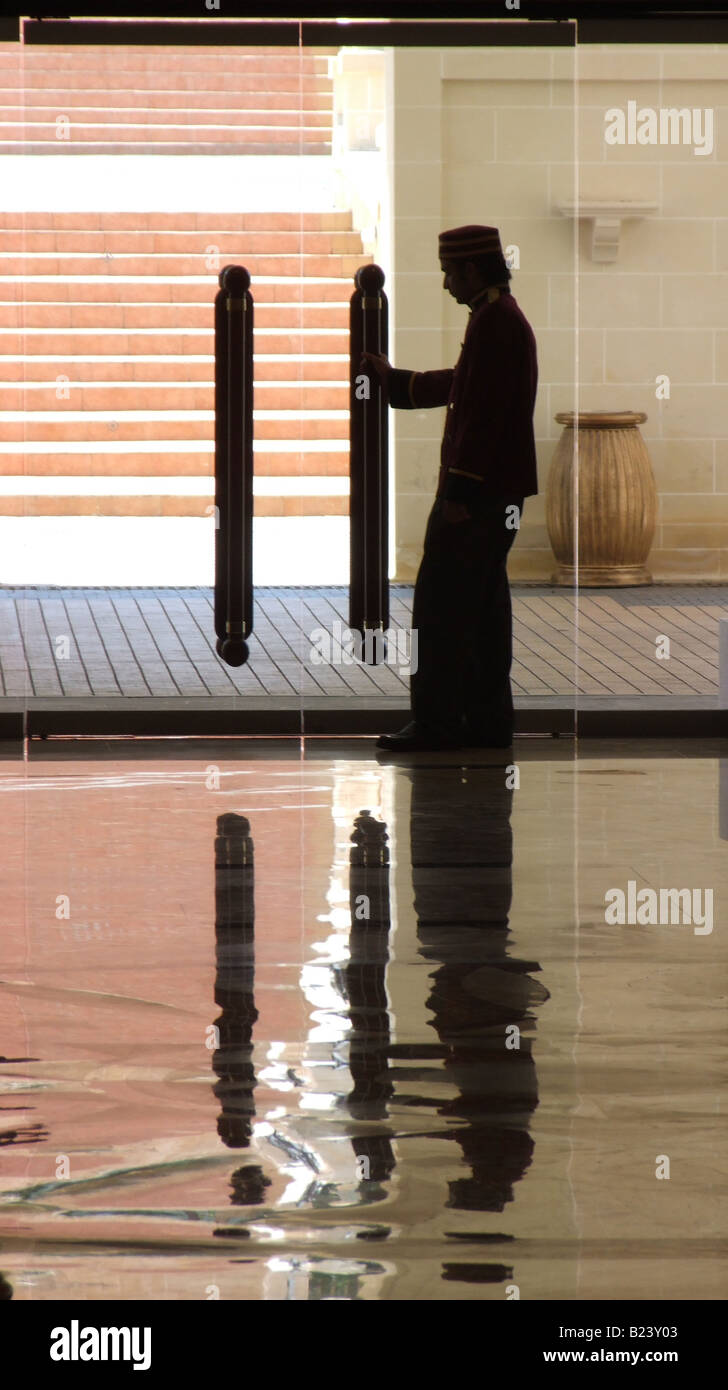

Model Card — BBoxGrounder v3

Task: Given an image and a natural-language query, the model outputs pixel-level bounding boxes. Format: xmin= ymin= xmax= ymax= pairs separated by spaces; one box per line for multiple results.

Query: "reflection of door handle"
xmin=211 ymin=813 xmax=258 ymax=1150
xmin=346 ymin=811 xmax=396 ymax=1189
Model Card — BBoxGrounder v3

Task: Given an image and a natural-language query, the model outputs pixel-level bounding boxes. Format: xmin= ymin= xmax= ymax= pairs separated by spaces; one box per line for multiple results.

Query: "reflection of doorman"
xmin=408 ymin=760 xmax=548 ymax=1244
xmin=364 ymin=225 xmax=538 ymax=752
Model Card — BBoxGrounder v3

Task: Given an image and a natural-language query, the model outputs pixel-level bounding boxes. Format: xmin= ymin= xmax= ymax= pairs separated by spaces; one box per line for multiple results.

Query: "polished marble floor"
xmin=0 ymin=738 xmax=725 ymax=1302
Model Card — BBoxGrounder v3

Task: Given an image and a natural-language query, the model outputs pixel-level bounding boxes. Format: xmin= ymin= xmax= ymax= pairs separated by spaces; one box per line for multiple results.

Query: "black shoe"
xmin=376 ymin=721 xmax=463 ymax=752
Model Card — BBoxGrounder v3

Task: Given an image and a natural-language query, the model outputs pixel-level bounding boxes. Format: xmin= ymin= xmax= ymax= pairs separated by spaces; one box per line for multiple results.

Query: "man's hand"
xmin=360 ymin=351 xmax=391 ymax=403
xmin=441 ymin=500 xmax=471 ymax=524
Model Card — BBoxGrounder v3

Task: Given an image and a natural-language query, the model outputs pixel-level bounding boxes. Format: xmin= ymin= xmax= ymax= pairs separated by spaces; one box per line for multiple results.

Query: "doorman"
xmin=363 ymin=224 xmax=538 ymax=752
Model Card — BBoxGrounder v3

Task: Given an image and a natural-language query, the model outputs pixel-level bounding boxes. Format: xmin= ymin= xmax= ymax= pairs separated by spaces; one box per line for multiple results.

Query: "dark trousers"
xmin=410 ymin=496 xmax=523 ymax=738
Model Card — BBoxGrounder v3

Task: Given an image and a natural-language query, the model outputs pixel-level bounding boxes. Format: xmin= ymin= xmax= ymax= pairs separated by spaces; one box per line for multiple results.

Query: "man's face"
xmin=440 ymin=258 xmax=472 ymax=304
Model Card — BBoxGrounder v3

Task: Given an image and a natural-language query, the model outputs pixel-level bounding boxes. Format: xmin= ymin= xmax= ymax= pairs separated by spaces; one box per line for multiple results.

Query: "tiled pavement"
xmin=1 ymin=584 xmax=727 ymax=737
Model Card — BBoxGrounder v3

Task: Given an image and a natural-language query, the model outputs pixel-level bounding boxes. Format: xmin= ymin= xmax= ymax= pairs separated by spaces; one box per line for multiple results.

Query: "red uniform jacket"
xmin=388 ymin=287 xmax=538 ymax=507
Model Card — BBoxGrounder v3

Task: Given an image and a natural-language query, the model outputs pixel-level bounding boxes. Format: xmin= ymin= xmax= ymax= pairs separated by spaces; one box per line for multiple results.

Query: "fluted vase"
xmin=546 ymin=410 xmax=657 ymax=586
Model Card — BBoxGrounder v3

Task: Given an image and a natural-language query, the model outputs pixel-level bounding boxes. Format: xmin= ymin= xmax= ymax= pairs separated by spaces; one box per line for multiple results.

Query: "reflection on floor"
xmin=0 ymin=739 xmax=725 ymax=1301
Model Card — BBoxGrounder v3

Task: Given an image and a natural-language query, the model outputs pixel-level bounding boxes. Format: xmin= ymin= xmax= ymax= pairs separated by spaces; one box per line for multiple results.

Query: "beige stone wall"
xmin=387 ymin=43 xmax=728 ymax=583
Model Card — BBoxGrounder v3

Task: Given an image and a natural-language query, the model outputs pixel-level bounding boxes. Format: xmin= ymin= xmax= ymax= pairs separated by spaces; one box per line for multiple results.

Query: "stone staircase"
xmin=0 ymin=44 xmax=336 ymax=154
xmin=0 ymin=209 xmax=370 ymax=518
xmin=0 ymin=42 xmax=373 ymax=531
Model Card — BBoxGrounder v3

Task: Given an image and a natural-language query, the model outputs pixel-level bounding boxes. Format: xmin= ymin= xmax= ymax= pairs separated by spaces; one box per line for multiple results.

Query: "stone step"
xmin=0 ymin=329 xmax=347 ymax=354
xmin=1 ymin=282 xmax=355 ymax=307
xmin=0 ymin=357 xmax=347 ymax=382
xmin=0 ymin=211 xmax=353 ymax=232
xmin=0 ymin=494 xmax=349 ymax=517
xmin=0 ymin=382 xmax=349 ymax=410
xmin=0 ymin=304 xmax=350 ymax=329
xmin=0 ymin=69 xmax=333 ymax=93
xmin=0 ymin=49 xmax=334 ymax=76
xmin=1 ymin=416 xmax=348 ymax=442
xmin=0 ymin=88 xmax=334 ymax=111
xmin=0 ymin=73 xmax=334 ymax=97
xmin=0 ymin=140 xmax=332 ymax=156
xmin=2 ymin=253 xmax=369 ymax=277
xmin=0 ymin=107 xmax=334 ymax=128
xmin=0 ymin=229 xmax=363 ymax=253
xmin=0 ymin=449 xmax=348 ymax=476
